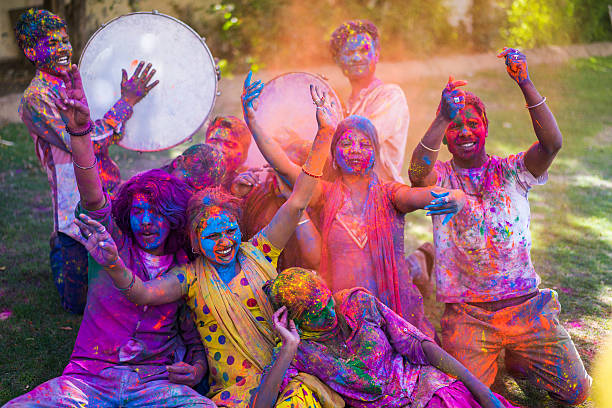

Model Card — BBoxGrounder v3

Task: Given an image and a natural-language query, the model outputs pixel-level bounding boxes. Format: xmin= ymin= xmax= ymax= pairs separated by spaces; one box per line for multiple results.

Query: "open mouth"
xmin=57 ymin=56 xmax=70 ymax=66
xmin=459 ymin=141 xmax=476 ymax=149
xmin=215 ymin=244 xmax=235 ymax=261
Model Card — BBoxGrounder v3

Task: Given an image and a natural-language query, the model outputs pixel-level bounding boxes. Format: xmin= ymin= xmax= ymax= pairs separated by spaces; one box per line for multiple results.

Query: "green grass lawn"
xmin=1 ymin=56 xmax=611 ymax=406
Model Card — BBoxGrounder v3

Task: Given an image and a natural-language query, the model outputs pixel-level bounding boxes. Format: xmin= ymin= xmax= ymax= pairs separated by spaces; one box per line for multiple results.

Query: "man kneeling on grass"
xmin=408 ymin=48 xmax=591 ymax=405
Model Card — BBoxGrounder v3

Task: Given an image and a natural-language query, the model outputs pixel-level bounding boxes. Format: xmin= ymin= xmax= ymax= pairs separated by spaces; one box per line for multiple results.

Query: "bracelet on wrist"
xmin=114 ymin=270 xmax=136 ymax=293
xmin=301 ymin=166 xmax=322 ymax=179
xmin=66 ymin=120 xmax=94 ymax=136
xmin=419 ymin=140 xmax=440 ymax=153
xmin=526 ymin=96 xmax=546 ymax=110
xmin=72 ymin=155 xmax=97 ymax=170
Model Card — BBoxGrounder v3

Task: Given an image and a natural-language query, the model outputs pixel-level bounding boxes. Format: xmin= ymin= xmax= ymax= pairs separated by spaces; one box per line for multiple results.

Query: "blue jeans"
xmin=50 ymin=232 xmax=88 ymax=314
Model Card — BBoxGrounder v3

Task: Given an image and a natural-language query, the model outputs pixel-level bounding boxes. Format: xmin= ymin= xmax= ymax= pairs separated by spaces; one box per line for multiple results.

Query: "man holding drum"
xmin=14 ymin=9 xmax=158 ymax=314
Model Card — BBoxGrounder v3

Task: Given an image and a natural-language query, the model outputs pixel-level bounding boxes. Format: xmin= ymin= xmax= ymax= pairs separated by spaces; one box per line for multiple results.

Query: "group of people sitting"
xmin=5 ymin=9 xmax=591 ymax=408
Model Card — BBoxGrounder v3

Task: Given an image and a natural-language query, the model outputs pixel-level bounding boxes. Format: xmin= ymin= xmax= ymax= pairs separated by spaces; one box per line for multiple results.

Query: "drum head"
xmin=245 ymin=72 xmax=343 ymax=167
xmin=79 ymin=12 xmax=217 ymax=151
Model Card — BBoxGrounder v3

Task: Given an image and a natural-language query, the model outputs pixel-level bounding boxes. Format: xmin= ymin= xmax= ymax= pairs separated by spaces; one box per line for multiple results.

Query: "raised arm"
xmin=253 ymin=83 xmax=335 ymax=249
xmin=497 ymin=47 xmax=562 ymax=178
xmin=408 ymin=76 xmax=467 ymax=187
xmin=73 ymin=213 xmax=184 ymax=305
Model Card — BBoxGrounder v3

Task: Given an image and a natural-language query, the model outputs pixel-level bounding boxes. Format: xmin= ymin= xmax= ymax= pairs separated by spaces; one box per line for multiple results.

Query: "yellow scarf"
xmin=192 ymin=242 xmax=344 ymax=408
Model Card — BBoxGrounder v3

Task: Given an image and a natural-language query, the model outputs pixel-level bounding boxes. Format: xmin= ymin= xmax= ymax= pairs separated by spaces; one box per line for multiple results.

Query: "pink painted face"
xmin=334 ymin=129 xmax=376 ymax=175
xmin=28 ymin=28 xmax=72 ymax=76
xmin=198 ymin=208 xmax=242 ymax=265
xmin=336 ymin=33 xmax=378 ymax=80
xmin=129 ymin=193 xmax=171 ymax=255
xmin=206 ymin=127 xmax=246 ymax=174
xmin=445 ymin=105 xmax=487 ymax=163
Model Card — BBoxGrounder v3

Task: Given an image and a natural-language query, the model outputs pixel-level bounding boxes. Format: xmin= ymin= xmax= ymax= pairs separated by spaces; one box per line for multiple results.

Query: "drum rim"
xmin=78 ymin=11 xmax=218 ymax=152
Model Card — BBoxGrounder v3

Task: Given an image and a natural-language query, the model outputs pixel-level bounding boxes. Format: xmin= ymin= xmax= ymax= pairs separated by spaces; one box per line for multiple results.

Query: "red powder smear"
xmin=130 ymin=60 xmax=139 ymax=69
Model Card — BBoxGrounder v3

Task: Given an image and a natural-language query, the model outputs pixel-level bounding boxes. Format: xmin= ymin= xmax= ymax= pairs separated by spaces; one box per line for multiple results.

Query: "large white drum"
xmin=245 ymin=72 xmax=344 ymax=167
xmin=79 ymin=12 xmax=217 ymax=151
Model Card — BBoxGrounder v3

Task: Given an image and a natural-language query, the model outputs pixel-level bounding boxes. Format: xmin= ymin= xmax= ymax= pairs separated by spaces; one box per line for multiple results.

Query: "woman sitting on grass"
xmin=259 ymin=267 xmax=518 ymax=408
xmin=77 ymin=83 xmax=339 ymax=408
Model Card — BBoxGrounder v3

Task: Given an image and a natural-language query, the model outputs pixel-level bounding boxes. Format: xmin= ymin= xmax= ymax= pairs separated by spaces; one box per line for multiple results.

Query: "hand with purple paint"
xmin=273 ymin=306 xmax=300 ymax=353
xmin=54 ymin=64 xmax=91 ymax=131
xmin=497 ymin=47 xmax=530 ymax=85
xmin=73 ymin=213 xmax=120 ymax=267
xmin=438 ymin=75 xmax=468 ymax=120
xmin=424 ymin=189 xmax=466 ymax=225
xmin=241 ymin=70 xmax=264 ymax=126
xmin=120 ymin=61 xmax=159 ymax=106
xmin=167 ymin=361 xmax=206 ymax=388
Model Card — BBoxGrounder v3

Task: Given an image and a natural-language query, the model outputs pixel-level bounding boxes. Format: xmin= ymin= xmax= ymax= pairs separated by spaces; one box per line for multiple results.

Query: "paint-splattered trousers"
xmin=50 ymin=232 xmax=89 ymax=314
xmin=441 ymin=289 xmax=591 ymax=405
xmin=3 ymin=366 xmax=216 ymax=408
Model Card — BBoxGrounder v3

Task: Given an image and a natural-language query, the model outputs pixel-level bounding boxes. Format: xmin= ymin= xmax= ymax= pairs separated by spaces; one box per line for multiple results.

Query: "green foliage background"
xmin=154 ymin=0 xmax=612 ymax=73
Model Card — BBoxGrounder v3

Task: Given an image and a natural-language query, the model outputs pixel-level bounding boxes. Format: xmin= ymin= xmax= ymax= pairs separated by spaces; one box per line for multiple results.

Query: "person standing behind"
xmin=14 ymin=8 xmax=158 ymax=313
xmin=408 ymin=48 xmax=591 ymax=405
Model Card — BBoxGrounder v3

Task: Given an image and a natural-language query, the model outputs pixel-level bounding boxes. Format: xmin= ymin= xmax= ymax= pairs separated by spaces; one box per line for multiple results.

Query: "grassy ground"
xmin=1 ymin=56 xmax=611 ymax=406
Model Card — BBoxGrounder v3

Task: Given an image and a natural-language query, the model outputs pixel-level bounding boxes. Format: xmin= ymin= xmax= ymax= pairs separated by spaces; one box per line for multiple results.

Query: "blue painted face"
xmin=130 ymin=193 xmax=171 ymax=255
xmin=334 ymin=129 xmax=376 ymax=176
xmin=28 ymin=28 xmax=72 ymax=76
xmin=198 ymin=208 xmax=242 ymax=265
xmin=336 ymin=33 xmax=378 ymax=80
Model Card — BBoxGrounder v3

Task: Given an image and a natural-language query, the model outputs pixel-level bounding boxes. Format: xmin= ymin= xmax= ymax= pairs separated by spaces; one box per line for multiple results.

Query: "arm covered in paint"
xmin=421 ymin=341 xmax=505 ymax=408
xmin=390 ymin=183 xmax=466 ymax=225
xmin=409 ymin=76 xmax=467 ymax=187
xmin=72 ymin=213 xmax=185 ymax=305
xmin=246 ymin=76 xmax=334 ymax=249
xmin=251 ymin=307 xmax=300 ymax=408
xmin=497 ymin=48 xmax=562 ymax=178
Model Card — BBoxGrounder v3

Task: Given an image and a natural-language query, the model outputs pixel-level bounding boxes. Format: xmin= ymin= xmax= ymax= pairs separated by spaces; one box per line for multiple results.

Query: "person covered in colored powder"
xmin=235 ymin=138 xmax=323 ymax=271
xmin=14 ymin=8 xmax=158 ymax=314
xmin=74 ymin=79 xmax=341 ymax=408
xmin=330 ymin=19 xmax=436 ymax=296
xmin=259 ymin=267 xmax=519 ymax=408
xmin=4 ymin=66 xmax=214 ymax=407
xmin=242 ymin=72 xmax=466 ymax=340
xmin=161 ymin=143 xmax=226 ymax=191
xmin=205 ymin=115 xmax=252 ymax=189
xmin=408 ymin=48 xmax=591 ymax=404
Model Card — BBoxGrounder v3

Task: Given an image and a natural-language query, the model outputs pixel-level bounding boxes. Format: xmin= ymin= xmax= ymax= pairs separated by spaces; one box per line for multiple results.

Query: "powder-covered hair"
xmin=112 ymin=169 xmax=192 ymax=255
xmin=329 ymin=19 xmax=380 ymax=61
xmin=14 ymin=9 xmax=66 ymax=53
xmin=206 ymin=116 xmax=252 ymax=152
xmin=186 ymin=187 xmax=243 ymax=253
xmin=265 ymin=267 xmax=330 ymax=322
xmin=173 ymin=143 xmax=226 ymax=189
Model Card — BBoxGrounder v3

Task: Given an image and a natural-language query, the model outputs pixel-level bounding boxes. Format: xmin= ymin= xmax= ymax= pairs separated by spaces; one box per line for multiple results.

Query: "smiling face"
xmin=445 ymin=105 xmax=488 ymax=166
xmin=334 ymin=128 xmax=376 ymax=175
xmin=198 ymin=208 xmax=242 ymax=265
xmin=336 ymin=32 xmax=378 ymax=80
xmin=27 ymin=28 xmax=72 ymax=76
xmin=206 ymin=127 xmax=246 ymax=174
xmin=299 ymin=292 xmax=337 ymax=332
xmin=130 ymin=193 xmax=171 ymax=255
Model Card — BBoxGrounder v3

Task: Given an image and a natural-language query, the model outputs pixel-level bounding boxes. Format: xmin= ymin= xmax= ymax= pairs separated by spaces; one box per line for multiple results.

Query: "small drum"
xmin=245 ymin=72 xmax=344 ymax=167
xmin=79 ymin=12 xmax=217 ymax=151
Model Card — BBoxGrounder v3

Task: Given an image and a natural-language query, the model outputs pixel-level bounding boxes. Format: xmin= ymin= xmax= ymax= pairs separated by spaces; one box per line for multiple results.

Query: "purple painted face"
xmin=129 ymin=193 xmax=171 ymax=255
xmin=28 ymin=28 xmax=72 ymax=76
xmin=198 ymin=208 xmax=242 ymax=265
xmin=334 ymin=129 xmax=375 ymax=175
xmin=336 ymin=33 xmax=378 ymax=80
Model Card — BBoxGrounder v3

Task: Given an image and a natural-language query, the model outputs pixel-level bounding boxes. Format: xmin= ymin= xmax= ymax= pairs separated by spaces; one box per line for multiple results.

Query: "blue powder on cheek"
xmin=423 ymin=156 xmax=431 ymax=165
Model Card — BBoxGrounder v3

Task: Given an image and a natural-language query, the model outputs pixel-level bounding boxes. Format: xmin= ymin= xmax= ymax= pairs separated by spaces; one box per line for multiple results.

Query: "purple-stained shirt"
xmin=433 ymin=153 xmax=547 ymax=303
xmin=63 ymin=198 xmax=206 ymax=381
xmin=279 ymin=289 xmax=454 ymax=408
xmin=18 ymin=69 xmax=132 ymax=240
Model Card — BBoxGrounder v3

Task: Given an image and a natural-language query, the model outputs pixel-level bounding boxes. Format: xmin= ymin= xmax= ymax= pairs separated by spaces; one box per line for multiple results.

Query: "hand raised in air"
xmin=497 ymin=47 xmax=530 ymax=85
xmin=73 ymin=213 xmax=120 ymax=268
xmin=121 ymin=61 xmax=159 ymax=106
xmin=438 ymin=75 xmax=468 ymax=120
